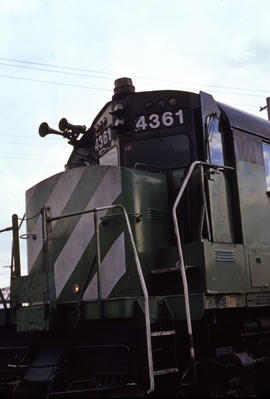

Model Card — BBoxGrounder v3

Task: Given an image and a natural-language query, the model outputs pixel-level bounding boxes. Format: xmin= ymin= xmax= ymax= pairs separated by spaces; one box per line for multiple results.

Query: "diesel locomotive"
xmin=1 ymin=77 xmax=270 ymax=397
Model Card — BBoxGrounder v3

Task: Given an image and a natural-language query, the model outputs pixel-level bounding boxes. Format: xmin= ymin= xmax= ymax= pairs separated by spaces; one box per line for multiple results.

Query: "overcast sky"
xmin=1 ymin=0 xmax=270 ymax=286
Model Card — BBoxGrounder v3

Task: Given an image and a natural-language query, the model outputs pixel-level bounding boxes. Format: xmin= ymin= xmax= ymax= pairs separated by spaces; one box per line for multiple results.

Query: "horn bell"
xmin=58 ymin=117 xmax=69 ymax=132
xmin=58 ymin=117 xmax=86 ymax=133
xmin=39 ymin=122 xmax=64 ymax=138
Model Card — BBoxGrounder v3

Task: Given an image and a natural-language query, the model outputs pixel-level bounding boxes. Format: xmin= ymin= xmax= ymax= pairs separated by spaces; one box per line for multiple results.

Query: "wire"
xmin=0 ymin=140 xmax=64 ymax=147
xmin=0 ymin=62 xmax=113 ymax=81
xmin=0 ymin=134 xmax=40 ymax=139
xmin=18 ymin=211 xmax=40 ymax=221
xmin=0 ymin=74 xmax=111 ymax=92
xmin=232 ymin=104 xmax=259 ymax=108
xmin=0 ymin=73 xmax=266 ymax=99
xmin=0 ymin=153 xmax=59 ymax=159
xmin=0 ymin=56 xmax=269 ymax=95
xmin=0 ymin=134 xmax=65 ymax=140
xmin=0 ymin=57 xmax=117 ymax=76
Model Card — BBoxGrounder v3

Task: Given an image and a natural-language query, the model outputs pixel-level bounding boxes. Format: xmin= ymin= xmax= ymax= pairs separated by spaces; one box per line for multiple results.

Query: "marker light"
xmin=145 ymin=101 xmax=153 ymax=109
xmin=72 ymin=284 xmax=80 ymax=294
xmin=169 ymin=98 xmax=177 ymax=106
xmin=113 ymin=103 xmax=125 ymax=112
xmin=158 ymin=100 xmax=166 ymax=108
xmin=114 ymin=118 xmax=125 ymax=127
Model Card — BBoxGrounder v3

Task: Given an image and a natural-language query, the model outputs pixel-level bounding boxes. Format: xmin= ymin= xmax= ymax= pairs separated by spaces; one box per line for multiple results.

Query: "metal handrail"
xmin=0 ymin=215 xmax=24 ymax=280
xmin=172 ymin=160 xmax=235 ymax=381
xmin=48 ymin=204 xmax=155 ymax=394
xmin=172 ymin=161 xmax=201 ymax=382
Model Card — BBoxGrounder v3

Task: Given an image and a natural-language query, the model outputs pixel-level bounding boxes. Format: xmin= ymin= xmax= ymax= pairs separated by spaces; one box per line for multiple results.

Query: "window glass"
xmin=99 ymin=146 xmax=119 ymax=166
xmin=124 ymin=134 xmax=190 ymax=169
xmin=263 ymin=142 xmax=270 ymax=191
xmin=207 ymin=115 xmax=224 ymax=166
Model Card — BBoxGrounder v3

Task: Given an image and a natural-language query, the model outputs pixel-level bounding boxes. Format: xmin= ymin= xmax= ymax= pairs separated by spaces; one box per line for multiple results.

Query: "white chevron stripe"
xmin=83 ymin=273 xmax=98 ymax=300
xmin=26 ymin=167 xmax=86 ymax=272
xmin=83 ymin=232 xmax=126 ymax=301
xmin=54 ymin=166 xmax=122 ymax=297
xmin=25 ymin=184 xmax=38 ymax=212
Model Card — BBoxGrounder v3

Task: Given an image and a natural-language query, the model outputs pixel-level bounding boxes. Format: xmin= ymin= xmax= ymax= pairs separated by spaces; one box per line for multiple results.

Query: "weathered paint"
xmin=53 ymin=166 xmax=122 ymax=297
xmin=83 ymin=232 xmax=126 ymax=300
xmin=24 ymin=165 xmax=171 ymax=307
xmin=26 ymin=167 xmax=86 ymax=272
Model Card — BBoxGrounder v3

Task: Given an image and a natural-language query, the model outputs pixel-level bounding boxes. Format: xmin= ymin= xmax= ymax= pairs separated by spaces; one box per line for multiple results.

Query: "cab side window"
xmin=263 ymin=142 xmax=270 ymax=192
xmin=206 ymin=114 xmax=224 ymax=166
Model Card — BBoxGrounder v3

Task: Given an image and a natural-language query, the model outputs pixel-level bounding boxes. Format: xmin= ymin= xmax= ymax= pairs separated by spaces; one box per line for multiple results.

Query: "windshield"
xmin=124 ymin=134 xmax=190 ymax=169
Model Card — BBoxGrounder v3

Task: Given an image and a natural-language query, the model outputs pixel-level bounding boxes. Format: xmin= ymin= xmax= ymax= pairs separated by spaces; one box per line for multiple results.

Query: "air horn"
xmin=39 ymin=118 xmax=86 ymax=144
xmin=39 ymin=122 xmax=64 ymax=138
xmin=58 ymin=118 xmax=86 ymax=134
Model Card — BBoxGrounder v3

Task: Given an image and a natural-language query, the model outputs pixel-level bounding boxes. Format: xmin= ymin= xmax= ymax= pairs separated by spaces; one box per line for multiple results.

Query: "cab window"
xmin=206 ymin=114 xmax=224 ymax=166
xmin=124 ymin=134 xmax=191 ymax=169
xmin=263 ymin=142 xmax=270 ymax=191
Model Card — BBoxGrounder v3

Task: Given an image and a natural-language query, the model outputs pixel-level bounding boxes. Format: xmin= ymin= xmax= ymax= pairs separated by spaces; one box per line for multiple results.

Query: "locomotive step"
xmin=150 ymin=266 xmax=181 ymax=274
xmin=151 ymin=330 xmax=176 ymax=337
xmin=150 ymin=265 xmax=196 ymax=274
xmin=153 ymin=368 xmax=179 ymax=377
xmin=48 ymin=384 xmax=144 ymax=398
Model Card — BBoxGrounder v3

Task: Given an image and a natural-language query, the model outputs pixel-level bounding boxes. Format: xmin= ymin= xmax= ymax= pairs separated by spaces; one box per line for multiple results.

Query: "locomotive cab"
xmin=66 ymin=79 xmax=243 ymax=295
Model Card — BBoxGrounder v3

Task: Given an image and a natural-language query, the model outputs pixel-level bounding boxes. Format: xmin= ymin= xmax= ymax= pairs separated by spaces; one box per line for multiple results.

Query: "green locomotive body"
xmin=1 ymin=78 xmax=270 ymax=397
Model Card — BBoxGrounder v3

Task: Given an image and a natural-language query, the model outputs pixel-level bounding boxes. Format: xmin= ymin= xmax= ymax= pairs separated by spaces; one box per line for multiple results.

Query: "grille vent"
xmin=147 ymin=208 xmax=165 ymax=223
xmin=215 ymin=249 xmax=235 ymax=262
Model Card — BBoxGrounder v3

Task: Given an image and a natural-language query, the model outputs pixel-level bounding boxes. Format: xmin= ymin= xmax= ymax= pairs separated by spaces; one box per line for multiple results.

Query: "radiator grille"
xmin=147 ymin=208 xmax=165 ymax=222
xmin=215 ymin=249 xmax=235 ymax=262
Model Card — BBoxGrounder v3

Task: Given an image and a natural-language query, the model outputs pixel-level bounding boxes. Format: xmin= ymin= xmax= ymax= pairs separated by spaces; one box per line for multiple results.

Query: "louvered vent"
xmin=147 ymin=208 xmax=164 ymax=222
xmin=215 ymin=249 xmax=235 ymax=262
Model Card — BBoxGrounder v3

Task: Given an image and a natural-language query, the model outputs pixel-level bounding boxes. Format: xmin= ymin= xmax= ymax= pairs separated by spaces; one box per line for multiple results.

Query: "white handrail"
xmin=172 ymin=161 xmax=201 ymax=381
xmin=117 ymin=205 xmax=155 ymax=394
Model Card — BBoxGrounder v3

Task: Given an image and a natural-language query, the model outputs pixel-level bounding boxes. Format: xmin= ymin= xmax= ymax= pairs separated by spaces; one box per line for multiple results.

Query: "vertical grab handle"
xmin=94 ymin=210 xmax=102 ymax=305
xmin=12 ymin=214 xmax=21 ymax=278
xmin=172 ymin=161 xmax=201 ymax=382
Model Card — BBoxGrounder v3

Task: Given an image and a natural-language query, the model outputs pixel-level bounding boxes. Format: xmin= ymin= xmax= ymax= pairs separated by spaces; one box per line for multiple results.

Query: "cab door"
xmin=200 ymin=92 xmax=235 ymax=244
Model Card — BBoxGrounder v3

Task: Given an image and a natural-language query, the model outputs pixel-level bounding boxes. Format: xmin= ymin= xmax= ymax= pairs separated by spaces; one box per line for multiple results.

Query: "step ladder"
xmin=150 ymin=327 xmax=179 ymax=379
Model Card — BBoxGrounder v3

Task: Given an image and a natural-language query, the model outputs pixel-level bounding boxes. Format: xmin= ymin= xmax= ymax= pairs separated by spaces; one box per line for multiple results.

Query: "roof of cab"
xmin=218 ymin=101 xmax=270 ymax=140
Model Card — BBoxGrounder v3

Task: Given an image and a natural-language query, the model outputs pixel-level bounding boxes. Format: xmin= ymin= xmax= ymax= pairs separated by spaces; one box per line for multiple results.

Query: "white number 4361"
xmin=135 ymin=109 xmax=183 ymax=131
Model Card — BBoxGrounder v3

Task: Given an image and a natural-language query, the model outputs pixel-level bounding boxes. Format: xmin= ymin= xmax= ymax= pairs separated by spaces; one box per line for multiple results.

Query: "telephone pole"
xmin=260 ymin=97 xmax=270 ymax=121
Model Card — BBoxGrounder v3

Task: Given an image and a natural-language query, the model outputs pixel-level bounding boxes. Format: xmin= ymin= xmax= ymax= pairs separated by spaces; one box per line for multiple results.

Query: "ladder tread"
xmin=153 ymin=368 xmax=179 ymax=377
xmin=151 ymin=330 xmax=176 ymax=337
xmin=150 ymin=266 xmax=181 ymax=274
xmin=151 ymin=265 xmax=196 ymax=274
